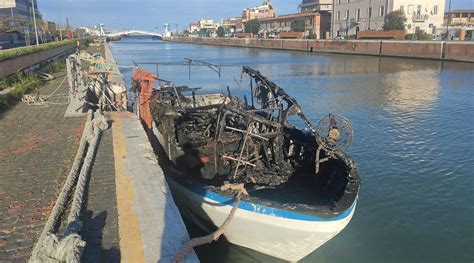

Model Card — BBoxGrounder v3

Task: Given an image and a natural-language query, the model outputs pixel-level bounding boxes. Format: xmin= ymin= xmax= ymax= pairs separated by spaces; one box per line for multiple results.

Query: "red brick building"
xmin=258 ymin=12 xmax=331 ymax=39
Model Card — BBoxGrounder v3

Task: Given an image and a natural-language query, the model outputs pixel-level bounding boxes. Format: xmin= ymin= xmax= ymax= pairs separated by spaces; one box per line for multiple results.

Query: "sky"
xmin=37 ymin=0 xmax=474 ymax=31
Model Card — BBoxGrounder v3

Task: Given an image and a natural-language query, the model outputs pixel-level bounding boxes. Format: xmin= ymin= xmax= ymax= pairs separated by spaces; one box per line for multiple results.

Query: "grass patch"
xmin=0 ymin=40 xmax=75 ymax=62
xmin=0 ymin=74 xmax=43 ymax=110
xmin=47 ymin=61 xmax=66 ymax=74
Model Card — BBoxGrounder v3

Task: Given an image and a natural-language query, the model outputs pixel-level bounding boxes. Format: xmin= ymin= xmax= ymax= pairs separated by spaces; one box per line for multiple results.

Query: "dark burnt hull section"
xmin=150 ymin=94 xmax=360 ymax=218
xmin=140 ymin=65 xmax=361 ymax=219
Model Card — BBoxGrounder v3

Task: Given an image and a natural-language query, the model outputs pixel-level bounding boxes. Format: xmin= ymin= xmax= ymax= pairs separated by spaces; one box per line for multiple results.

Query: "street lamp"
xmin=446 ymin=0 xmax=452 ymax=40
xmin=368 ymin=0 xmax=372 ymax=30
xmin=31 ymin=0 xmax=39 ymax=45
xmin=345 ymin=17 xmax=349 ymax=38
xmin=57 ymin=0 xmax=63 ymax=41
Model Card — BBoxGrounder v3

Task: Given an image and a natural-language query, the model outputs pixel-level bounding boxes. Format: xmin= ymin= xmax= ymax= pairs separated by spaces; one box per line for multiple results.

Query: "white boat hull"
xmin=167 ymin=178 xmax=357 ymax=262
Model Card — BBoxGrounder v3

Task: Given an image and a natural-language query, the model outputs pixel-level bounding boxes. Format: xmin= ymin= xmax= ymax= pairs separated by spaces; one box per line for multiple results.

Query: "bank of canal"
xmin=109 ymin=37 xmax=474 ymax=263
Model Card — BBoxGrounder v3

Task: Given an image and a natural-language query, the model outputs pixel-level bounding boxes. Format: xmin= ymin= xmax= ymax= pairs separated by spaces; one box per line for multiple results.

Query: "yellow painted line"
xmin=111 ymin=112 xmax=146 ymax=263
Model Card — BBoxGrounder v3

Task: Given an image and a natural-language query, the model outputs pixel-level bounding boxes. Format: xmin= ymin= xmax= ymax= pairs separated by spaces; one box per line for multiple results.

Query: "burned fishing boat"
xmin=132 ymin=63 xmax=360 ymax=262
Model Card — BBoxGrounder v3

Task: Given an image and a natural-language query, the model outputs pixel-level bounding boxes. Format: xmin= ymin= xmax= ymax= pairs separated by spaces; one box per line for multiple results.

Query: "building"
xmin=198 ymin=19 xmax=219 ymax=31
xmin=220 ymin=17 xmax=242 ymax=35
xmin=188 ymin=19 xmax=219 ymax=33
xmin=259 ymin=12 xmax=331 ymax=39
xmin=0 ymin=0 xmax=42 ymax=32
xmin=332 ymin=0 xmax=446 ymax=38
xmin=188 ymin=22 xmax=200 ymax=33
xmin=299 ymin=0 xmax=332 ymax=13
xmin=445 ymin=10 xmax=474 ymax=26
xmin=444 ymin=10 xmax=474 ymax=41
xmin=242 ymin=1 xmax=276 ymax=21
xmin=0 ymin=0 xmax=43 ymax=48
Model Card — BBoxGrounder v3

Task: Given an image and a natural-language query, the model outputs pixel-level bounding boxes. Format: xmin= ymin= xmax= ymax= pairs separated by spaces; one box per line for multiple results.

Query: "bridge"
xmin=106 ymin=30 xmax=163 ymax=38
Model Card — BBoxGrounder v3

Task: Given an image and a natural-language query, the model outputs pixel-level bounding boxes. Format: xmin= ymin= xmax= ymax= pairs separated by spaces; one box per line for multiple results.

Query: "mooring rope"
xmin=22 ymin=75 xmax=69 ymax=107
xmin=171 ymin=183 xmax=248 ymax=263
xmin=29 ymin=109 xmax=108 ymax=263
xmin=64 ymin=111 xmax=108 ymax=235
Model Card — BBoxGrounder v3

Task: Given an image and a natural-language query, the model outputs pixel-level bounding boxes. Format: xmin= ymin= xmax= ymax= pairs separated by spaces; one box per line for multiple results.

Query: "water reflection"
xmin=382 ymin=69 xmax=440 ymax=112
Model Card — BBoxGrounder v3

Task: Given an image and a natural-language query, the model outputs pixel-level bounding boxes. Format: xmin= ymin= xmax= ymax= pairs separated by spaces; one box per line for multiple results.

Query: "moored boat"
xmin=132 ymin=63 xmax=360 ymax=261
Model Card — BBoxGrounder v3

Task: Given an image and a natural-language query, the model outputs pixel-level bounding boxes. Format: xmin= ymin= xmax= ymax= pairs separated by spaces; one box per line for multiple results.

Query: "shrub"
xmin=0 ymin=74 xmax=42 ymax=109
xmin=48 ymin=61 xmax=66 ymax=74
xmin=405 ymin=30 xmax=433 ymax=40
xmin=0 ymin=40 xmax=75 ymax=62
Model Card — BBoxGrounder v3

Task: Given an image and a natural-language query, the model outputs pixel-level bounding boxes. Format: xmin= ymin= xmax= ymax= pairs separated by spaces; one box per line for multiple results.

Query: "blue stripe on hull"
xmin=178 ymin=181 xmax=357 ymax=222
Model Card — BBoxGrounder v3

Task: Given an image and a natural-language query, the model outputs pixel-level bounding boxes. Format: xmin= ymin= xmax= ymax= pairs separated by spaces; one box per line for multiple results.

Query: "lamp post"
xmin=368 ymin=0 xmax=372 ymax=30
xmin=331 ymin=0 xmax=335 ymax=39
xmin=57 ymin=0 xmax=63 ymax=41
xmin=345 ymin=17 xmax=349 ymax=38
xmin=446 ymin=0 xmax=451 ymax=40
xmin=31 ymin=0 xmax=39 ymax=45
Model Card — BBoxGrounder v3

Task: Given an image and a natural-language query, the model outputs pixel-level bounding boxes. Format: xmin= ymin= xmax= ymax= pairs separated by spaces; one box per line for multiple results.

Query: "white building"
xmin=332 ymin=0 xmax=446 ymax=37
xmin=299 ymin=0 xmax=333 ymax=13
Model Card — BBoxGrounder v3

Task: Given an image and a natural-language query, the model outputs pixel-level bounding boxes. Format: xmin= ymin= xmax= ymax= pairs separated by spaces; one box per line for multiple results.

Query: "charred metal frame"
xmin=134 ymin=60 xmax=356 ymax=189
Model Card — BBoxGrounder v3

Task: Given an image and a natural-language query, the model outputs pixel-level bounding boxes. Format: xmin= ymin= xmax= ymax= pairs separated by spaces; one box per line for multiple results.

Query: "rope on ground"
xmin=22 ymin=75 xmax=69 ymax=107
xmin=171 ymin=183 xmax=248 ymax=263
xmin=29 ymin=109 xmax=109 ymax=263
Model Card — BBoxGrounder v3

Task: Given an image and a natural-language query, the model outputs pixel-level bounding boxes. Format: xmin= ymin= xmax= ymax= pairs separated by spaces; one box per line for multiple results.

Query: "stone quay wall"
xmin=166 ymin=37 xmax=474 ymax=63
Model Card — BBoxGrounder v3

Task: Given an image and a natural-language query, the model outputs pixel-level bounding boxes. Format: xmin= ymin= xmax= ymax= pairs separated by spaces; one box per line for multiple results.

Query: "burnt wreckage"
xmin=148 ymin=65 xmax=358 ymax=197
xmin=133 ymin=62 xmax=360 ymax=261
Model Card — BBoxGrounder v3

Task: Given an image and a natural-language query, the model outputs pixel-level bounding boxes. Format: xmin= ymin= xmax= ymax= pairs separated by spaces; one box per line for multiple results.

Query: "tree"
xmin=199 ymin=28 xmax=209 ymax=37
xmin=244 ymin=19 xmax=260 ymax=35
xmin=183 ymin=29 xmax=190 ymax=36
xmin=217 ymin=26 xmax=225 ymax=37
xmin=383 ymin=10 xmax=407 ymax=31
xmin=291 ymin=19 xmax=306 ymax=32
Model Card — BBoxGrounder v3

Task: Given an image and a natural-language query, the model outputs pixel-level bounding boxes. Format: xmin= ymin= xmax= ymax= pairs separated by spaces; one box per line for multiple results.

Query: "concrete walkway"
xmin=111 ymin=112 xmax=198 ymax=263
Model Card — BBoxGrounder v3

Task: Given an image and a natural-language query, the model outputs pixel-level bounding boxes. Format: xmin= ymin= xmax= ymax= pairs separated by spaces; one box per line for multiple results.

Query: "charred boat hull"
xmin=132 ymin=64 xmax=361 ymax=262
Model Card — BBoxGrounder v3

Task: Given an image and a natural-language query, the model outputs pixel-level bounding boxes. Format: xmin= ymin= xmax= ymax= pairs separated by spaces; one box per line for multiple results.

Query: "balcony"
xmin=412 ymin=14 xmax=429 ymax=22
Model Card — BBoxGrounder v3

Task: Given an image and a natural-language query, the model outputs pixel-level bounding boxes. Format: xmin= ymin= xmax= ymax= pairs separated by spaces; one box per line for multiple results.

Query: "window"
xmin=400 ymin=5 xmax=404 ymax=14
xmin=368 ymin=7 xmax=372 ymax=18
xmin=408 ymin=5 xmax=413 ymax=14
xmin=345 ymin=10 xmax=349 ymax=19
xmin=336 ymin=11 xmax=340 ymax=20
xmin=356 ymin=8 xmax=360 ymax=22
xmin=433 ymin=5 xmax=438 ymax=15
xmin=337 ymin=0 xmax=341 ymax=4
xmin=379 ymin=6 xmax=384 ymax=16
xmin=347 ymin=0 xmax=350 ymax=3
xmin=417 ymin=5 xmax=421 ymax=15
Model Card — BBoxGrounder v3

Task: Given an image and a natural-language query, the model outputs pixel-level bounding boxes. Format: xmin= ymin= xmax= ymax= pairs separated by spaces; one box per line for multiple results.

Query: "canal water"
xmin=109 ymin=37 xmax=474 ymax=263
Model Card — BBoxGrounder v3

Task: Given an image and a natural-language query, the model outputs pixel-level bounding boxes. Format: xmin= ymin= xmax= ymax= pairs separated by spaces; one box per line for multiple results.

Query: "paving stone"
xmin=0 ymin=70 xmax=120 ymax=261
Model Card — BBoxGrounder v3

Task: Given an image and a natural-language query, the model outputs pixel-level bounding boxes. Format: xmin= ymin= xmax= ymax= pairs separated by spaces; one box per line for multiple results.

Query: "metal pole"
xmin=57 ymin=0 xmax=63 ymax=41
xmin=68 ymin=0 xmax=72 ymax=38
xmin=10 ymin=8 xmax=15 ymax=31
xmin=331 ymin=0 xmax=335 ymax=39
xmin=446 ymin=0 xmax=451 ymax=40
xmin=368 ymin=0 xmax=372 ymax=30
xmin=31 ymin=0 xmax=39 ymax=46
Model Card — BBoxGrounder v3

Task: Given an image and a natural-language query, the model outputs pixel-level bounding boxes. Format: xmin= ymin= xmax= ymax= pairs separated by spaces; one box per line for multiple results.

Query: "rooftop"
xmin=446 ymin=9 xmax=474 ymax=14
